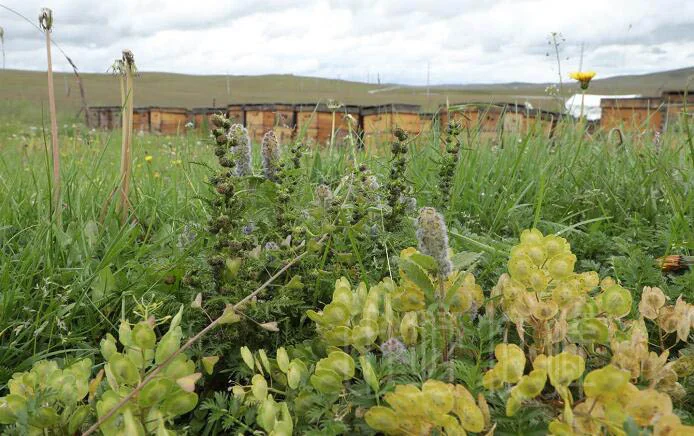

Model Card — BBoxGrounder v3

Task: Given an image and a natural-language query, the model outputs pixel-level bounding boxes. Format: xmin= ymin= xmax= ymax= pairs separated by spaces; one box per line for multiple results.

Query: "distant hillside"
xmin=1 ymin=67 xmax=692 ymax=124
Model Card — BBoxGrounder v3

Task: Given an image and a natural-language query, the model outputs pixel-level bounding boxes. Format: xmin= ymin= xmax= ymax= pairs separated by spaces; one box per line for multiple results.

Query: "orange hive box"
xmin=226 ymin=104 xmax=246 ymax=126
xmin=661 ymin=90 xmax=694 ymax=131
xmin=132 ymin=107 xmax=151 ymax=133
xmin=149 ymin=107 xmax=189 ymax=135
xmin=295 ymin=103 xmax=361 ymax=147
xmin=502 ymin=104 xmax=560 ymax=139
xmin=360 ymin=104 xmax=422 ymax=152
xmin=244 ymin=103 xmax=295 ymax=144
xmin=191 ymin=107 xmax=225 ymax=133
xmin=599 ymin=97 xmax=663 ymax=132
xmin=440 ymin=103 xmax=506 ymax=144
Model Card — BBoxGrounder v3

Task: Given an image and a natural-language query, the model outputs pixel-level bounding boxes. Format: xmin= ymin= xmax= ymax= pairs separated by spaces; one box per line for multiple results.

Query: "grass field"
xmin=1 ymin=106 xmax=693 ymax=433
xmin=1 ymin=41 xmax=694 ymax=433
xmin=1 ymin=66 xmax=693 ymax=125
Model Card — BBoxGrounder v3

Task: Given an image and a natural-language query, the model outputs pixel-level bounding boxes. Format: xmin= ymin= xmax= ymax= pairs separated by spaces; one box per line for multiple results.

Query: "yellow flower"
xmin=144 ymin=155 xmax=153 ymax=163
xmin=569 ymin=71 xmax=596 ymax=90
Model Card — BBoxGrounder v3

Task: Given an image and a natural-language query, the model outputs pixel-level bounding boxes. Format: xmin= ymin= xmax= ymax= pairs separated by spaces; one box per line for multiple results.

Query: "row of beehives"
xmin=86 ymin=102 xmax=562 ymax=147
xmin=600 ymin=90 xmax=694 ymax=132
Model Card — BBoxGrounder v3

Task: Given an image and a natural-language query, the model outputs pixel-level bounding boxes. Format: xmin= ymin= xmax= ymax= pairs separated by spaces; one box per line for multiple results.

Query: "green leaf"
xmin=398 ymin=258 xmax=435 ymax=302
xmin=91 ymin=266 xmax=117 ymax=301
xmin=408 ymin=252 xmax=438 ymax=272
xmin=450 ymin=251 xmax=482 ymax=271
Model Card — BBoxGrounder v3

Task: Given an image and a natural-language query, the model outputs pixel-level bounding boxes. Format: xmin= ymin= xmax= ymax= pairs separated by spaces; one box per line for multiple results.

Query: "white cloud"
xmin=1 ymin=0 xmax=693 ymax=84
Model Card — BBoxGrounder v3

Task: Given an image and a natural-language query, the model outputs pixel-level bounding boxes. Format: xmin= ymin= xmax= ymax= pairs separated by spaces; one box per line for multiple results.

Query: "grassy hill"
xmin=1 ymin=67 xmax=692 ymax=125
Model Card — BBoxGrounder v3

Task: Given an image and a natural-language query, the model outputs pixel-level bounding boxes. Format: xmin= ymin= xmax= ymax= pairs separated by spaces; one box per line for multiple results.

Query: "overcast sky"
xmin=1 ymin=0 xmax=693 ymax=85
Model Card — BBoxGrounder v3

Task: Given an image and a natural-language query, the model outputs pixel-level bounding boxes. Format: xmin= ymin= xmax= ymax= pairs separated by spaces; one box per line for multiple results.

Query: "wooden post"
xmin=40 ymin=8 xmax=61 ymax=223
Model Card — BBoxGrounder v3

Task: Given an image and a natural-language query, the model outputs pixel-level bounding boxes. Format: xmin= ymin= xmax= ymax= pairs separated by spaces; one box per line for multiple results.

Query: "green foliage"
xmin=1 ymin=116 xmax=693 ymax=435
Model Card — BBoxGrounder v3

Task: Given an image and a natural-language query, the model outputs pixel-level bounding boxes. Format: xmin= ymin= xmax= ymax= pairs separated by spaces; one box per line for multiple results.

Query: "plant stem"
xmin=44 ymin=24 xmax=60 ymax=225
xmin=119 ymin=57 xmax=134 ymax=224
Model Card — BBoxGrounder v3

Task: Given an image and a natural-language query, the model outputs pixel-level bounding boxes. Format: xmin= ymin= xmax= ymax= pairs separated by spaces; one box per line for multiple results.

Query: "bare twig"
xmin=82 ymin=235 xmax=326 ymax=435
xmin=117 ymin=50 xmax=135 ymax=224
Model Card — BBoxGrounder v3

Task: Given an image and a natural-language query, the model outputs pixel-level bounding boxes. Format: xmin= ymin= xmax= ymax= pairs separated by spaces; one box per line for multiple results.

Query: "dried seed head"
xmin=416 ymin=207 xmax=452 ymax=277
xmin=326 ymin=99 xmax=343 ymax=111
xmin=39 ymin=8 xmax=53 ymax=32
xmin=261 ymin=130 xmax=281 ymax=181
xmin=122 ymin=50 xmax=135 ymax=67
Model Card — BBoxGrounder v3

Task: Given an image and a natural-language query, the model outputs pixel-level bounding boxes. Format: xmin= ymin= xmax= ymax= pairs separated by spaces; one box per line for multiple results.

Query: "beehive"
xmin=295 ymin=104 xmax=361 ymax=147
xmin=226 ymin=104 xmax=246 ymax=126
xmin=440 ymin=103 xmax=505 ymax=144
xmin=661 ymin=90 xmax=694 ymax=130
xmin=361 ymin=104 xmax=422 ymax=151
xmin=244 ymin=104 xmax=295 ymax=144
xmin=600 ymin=97 xmax=663 ymax=131
xmin=149 ymin=107 xmax=189 ymax=135
xmin=132 ymin=107 xmax=151 ymax=133
xmin=86 ymin=106 xmax=121 ymax=130
xmin=502 ymin=105 xmax=559 ymax=138
xmin=191 ymin=107 xmax=224 ymax=133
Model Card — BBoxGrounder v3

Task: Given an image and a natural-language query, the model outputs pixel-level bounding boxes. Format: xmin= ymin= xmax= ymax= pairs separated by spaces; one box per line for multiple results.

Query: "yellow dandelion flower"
xmin=144 ymin=155 xmax=153 ymax=163
xmin=569 ymin=71 xmax=596 ymax=90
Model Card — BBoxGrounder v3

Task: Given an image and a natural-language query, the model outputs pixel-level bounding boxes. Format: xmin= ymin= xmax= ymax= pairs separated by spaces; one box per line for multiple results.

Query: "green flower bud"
xmin=133 ymin=322 xmax=156 ymax=351
xmin=100 ymin=333 xmax=118 ymax=360
xmin=276 ymin=347 xmax=290 ymax=373
xmin=251 ymin=374 xmax=268 ymax=401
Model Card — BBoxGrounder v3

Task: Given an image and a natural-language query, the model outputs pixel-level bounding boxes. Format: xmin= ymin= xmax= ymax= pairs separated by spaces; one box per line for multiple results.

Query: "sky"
xmin=1 ymin=0 xmax=693 ymax=85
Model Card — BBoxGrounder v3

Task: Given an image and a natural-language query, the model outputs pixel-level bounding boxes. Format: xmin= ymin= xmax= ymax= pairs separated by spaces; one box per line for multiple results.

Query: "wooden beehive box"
xmin=227 ymin=104 xmax=246 ymax=126
xmin=502 ymin=105 xmax=559 ymax=138
xmin=245 ymin=104 xmax=296 ymax=144
xmin=191 ymin=107 xmax=224 ymax=133
xmin=132 ymin=107 xmax=151 ymax=133
xmin=149 ymin=107 xmax=189 ymax=135
xmin=93 ymin=106 xmax=121 ymax=130
xmin=361 ymin=104 xmax=422 ymax=151
xmin=86 ymin=107 xmax=101 ymax=129
xmin=600 ymin=97 xmax=663 ymax=131
xmin=661 ymin=90 xmax=694 ymax=130
xmin=295 ymin=104 xmax=361 ymax=147
xmin=440 ymin=103 xmax=505 ymax=144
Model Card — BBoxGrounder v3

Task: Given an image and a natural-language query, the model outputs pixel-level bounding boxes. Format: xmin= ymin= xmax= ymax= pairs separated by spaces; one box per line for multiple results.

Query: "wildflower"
xmin=569 ymin=71 xmax=596 ymax=90
xmin=380 ymin=337 xmax=407 ymax=358
xmin=315 ymin=184 xmax=333 ymax=207
xmin=365 ymin=175 xmax=380 ymax=191
xmin=229 ymin=124 xmax=252 ymax=176
xmin=261 ymin=130 xmax=281 ymax=181
xmin=416 ymin=207 xmax=452 ymax=278
xmin=144 ymin=155 xmax=153 ymax=163
xmin=264 ymin=241 xmax=279 ymax=251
